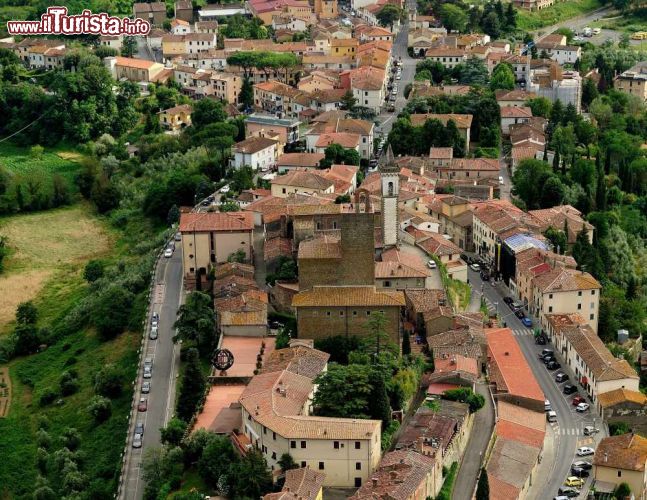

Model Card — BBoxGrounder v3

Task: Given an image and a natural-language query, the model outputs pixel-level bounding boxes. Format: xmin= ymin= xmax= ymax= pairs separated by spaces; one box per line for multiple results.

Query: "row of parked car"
xmin=133 ymin=311 xmax=161 ymax=448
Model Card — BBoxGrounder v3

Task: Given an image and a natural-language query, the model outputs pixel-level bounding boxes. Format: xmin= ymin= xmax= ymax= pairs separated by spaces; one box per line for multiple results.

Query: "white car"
xmin=470 ymin=263 xmax=481 ymax=272
xmin=577 ymin=446 xmax=595 ymax=456
xmin=396 ymin=74 xmax=401 ymax=80
xmin=132 ymin=433 xmax=143 ymax=448
xmin=499 ymin=176 xmax=504 ymax=185
xmin=220 ymin=184 xmax=230 ymax=193
xmin=576 ymin=402 xmax=590 ymax=412
xmin=164 ymin=248 xmax=173 ymax=258
xmin=149 ymin=326 xmax=158 ymax=340
xmin=427 ymin=260 xmax=437 ymax=269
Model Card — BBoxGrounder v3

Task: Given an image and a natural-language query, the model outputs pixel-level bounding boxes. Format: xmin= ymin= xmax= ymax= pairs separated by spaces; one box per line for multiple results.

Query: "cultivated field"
xmin=0 ymin=205 xmax=114 ymax=331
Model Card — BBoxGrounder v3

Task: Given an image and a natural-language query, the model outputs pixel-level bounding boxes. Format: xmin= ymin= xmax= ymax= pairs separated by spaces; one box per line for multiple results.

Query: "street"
xmin=119 ymin=244 xmax=183 ymax=500
xmin=467 ymin=268 xmax=604 ymax=499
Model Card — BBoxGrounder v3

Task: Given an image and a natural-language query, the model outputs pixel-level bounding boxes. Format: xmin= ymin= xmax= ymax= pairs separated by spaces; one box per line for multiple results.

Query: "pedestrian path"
xmin=511 ymin=329 xmax=533 ymax=337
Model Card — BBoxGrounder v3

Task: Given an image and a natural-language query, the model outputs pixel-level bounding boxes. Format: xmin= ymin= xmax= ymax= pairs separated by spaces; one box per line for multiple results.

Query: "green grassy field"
xmin=0 ymin=142 xmax=83 ymax=185
xmin=517 ymin=0 xmax=603 ymax=31
xmin=591 ymin=8 xmax=647 ymax=34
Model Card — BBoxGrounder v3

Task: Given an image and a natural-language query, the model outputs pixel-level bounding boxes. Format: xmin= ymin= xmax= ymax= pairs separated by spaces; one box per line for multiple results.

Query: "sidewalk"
xmin=527 ymin=423 xmax=557 ymax=500
xmin=452 ymin=383 xmax=495 ymax=500
xmin=467 ymin=289 xmax=481 ymax=313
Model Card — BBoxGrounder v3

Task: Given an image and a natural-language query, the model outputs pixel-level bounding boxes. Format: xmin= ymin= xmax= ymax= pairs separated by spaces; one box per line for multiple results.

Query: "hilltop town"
xmin=0 ymin=0 xmax=646 ymax=499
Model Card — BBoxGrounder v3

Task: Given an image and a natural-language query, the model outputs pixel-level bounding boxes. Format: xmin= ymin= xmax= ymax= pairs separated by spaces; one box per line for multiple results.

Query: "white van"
xmin=547 ymin=410 xmax=557 ymax=423
xmin=544 ymin=399 xmax=552 ymax=411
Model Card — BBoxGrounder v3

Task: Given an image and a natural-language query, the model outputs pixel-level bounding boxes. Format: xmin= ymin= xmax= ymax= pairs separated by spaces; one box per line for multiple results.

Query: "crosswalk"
xmin=512 ymin=329 xmax=533 ymax=337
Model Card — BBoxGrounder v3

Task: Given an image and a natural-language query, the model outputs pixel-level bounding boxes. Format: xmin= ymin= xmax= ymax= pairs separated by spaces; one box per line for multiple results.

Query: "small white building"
xmin=231 ymin=136 xmax=278 ymax=172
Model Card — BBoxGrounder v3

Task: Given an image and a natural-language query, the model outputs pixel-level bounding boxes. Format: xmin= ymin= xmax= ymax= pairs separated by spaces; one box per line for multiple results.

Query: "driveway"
xmin=467 ymin=269 xmax=606 ymax=499
xmin=399 ymin=241 xmax=443 ymax=290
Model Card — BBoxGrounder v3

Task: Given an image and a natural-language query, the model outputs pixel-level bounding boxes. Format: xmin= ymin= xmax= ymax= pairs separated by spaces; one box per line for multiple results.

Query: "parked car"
xmin=546 ymin=410 xmax=557 ymax=423
xmin=535 ymin=335 xmax=547 ymax=345
xmin=544 ymin=399 xmax=552 ymax=411
xmin=542 ymin=354 xmax=556 ymax=364
xmin=503 ymin=297 xmax=514 ymax=305
xmin=152 ymin=312 xmax=159 ymax=323
xmin=564 ymin=477 xmax=585 ymax=488
xmin=137 ymin=397 xmax=148 ymax=412
xmin=149 ymin=326 xmax=158 ymax=340
xmin=132 ymin=433 xmax=143 ymax=448
xmin=427 ymin=260 xmax=437 ymax=269
xmin=510 ymin=301 xmax=524 ymax=311
xmin=174 ymin=232 xmax=181 ymax=241
xmin=499 ymin=176 xmax=504 ymax=185
xmin=541 ymin=348 xmax=554 ymax=358
xmin=577 ymin=446 xmax=595 ymax=456
xmin=572 ymin=395 xmax=586 ymax=406
xmin=521 ymin=317 xmax=533 ymax=327
xmin=470 ymin=263 xmax=481 ymax=271
xmin=164 ymin=248 xmax=173 ymax=258
xmin=557 ymin=488 xmax=579 ymax=498
xmin=563 ymin=384 xmax=577 ymax=395
xmin=143 ymin=366 xmax=152 ymax=379
xmin=553 ymin=496 xmax=570 ymax=500
xmin=572 ymin=460 xmax=592 ymax=470
xmin=515 ymin=309 xmax=525 ymax=319
xmin=135 ymin=421 xmax=144 ymax=435
xmin=570 ymin=467 xmax=590 ymax=478
xmin=576 ymin=402 xmax=590 ymax=412
xmin=555 ymin=372 xmax=569 ymax=383
xmin=219 ymin=184 xmax=230 ymax=194
xmin=583 ymin=426 xmax=599 ymax=436
xmin=141 ymin=381 xmax=150 ymax=394
xmin=480 ymin=272 xmax=490 ymax=281
xmin=547 ymin=360 xmax=561 ymax=370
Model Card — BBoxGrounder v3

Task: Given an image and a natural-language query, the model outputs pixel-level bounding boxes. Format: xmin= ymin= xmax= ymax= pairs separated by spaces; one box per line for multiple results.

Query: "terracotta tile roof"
xmin=404 ymin=289 xmax=447 ymax=314
xmin=428 ymin=147 xmax=453 ymax=159
xmin=396 ymin=406 xmax=456 ymax=453
xmin=375 ymin=260 xmax=430 ymax=279
xmin=434 ymin=354 xmax=478 ymax=378
xmin=487 ymin=473 xmax=520 ymax=500
xmin=271 ymin=170 xmax=335 ymax=191
xmin=546 ymin=314 xmax=638 ymax=382
xmin=500 ymin=106 xmax=533 ymax=118
xmin=511 ymin=146 xmax=539 ymax=161
xmin=593 ymin=434 xmax=647 ymax=471
xmin=292 ymin=286 xmax=405 ymax=307
xmin=240 ymin=368 xmax=380 ymax=440
xmin=233 ymin=136 xmax=278 ymax=154
xmin=532 ymin=267 xmax=600 ymax=293
xmin=351 ymin=450 xmax=436 ymax=500
xmin=314 ymin=132 xmax=360 ymax=149
xmin=115 ymin=56 xmax=158 ymax=69
xmin=528 ymin=204 xmax=594 ymax=244
xmin=443 ymin=158 xmax=499 ymax=172
xmin=213 ymin=262 xmax=255 ymax=280
xmin=264 ymin=468 xmax=325 ymax=500
xmin=277 ymin=153 xmax=325 ymax=168
xmin=261 ymin=345 xmax=330 ymax=380
xmin=179 ymin=212 xmax=254 ymax=232
xmin=416 ymin=232 xmax=462 ymax=257
xmin=486 ymin=437 xmax=541 ymax=491
xmin=495 ymin=89 xmax=537 ymax=101
xmin=426 ymin=47 xmax=466 ymax=57
xmin=486 ymin=328 xmax=544 ymax=403
xmin=410 ymin=113 xmax=473 ymax=129
xmin=496 ymin=401 xmax=546 ymax=448
xmin=298 ymin=234 xmax=341 ymax=259
xmin=264 ymin=237 xmax=293 ymax=261
xmin=598 ymin=388 xmax=647 ymax=408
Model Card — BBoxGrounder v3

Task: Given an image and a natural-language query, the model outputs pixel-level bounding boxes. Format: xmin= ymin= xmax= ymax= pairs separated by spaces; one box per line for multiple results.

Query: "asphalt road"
xmin=467 ymin=268 xmax=603 ymax=499
xmin=120 ymin=245 xmax=183 ymax=500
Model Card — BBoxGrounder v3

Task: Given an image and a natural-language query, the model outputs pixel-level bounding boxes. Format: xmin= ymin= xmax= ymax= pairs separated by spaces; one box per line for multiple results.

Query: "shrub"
xmin=39 ymin=388 xmax=59 ymax=406
xmin=59 ymin=371 xmax=80 ymax=396
xmin=83 ymin=260 xmax=105 ymax=283
xmin=87 ymin=396 xmax=112 ymax=423
xmin=94 ymin=364 xmax=123 ymax=398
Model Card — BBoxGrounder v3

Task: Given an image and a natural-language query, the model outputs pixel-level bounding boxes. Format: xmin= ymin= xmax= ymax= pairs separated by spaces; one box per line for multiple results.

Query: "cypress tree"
xmin=476 ymin=468 xmax=490 ymax=500
xmin=596 ymin=154 xmax=607 ymax=211
xmin=176 ymin=348 xmax=206 ymax=422
xmin=368 ymin=370 xmax=391 ymax=429
xmin=402 ymin=332 xmax=411 ymax=356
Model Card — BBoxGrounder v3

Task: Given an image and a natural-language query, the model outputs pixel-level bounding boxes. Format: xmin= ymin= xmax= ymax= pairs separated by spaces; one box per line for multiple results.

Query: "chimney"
xmin=604 ymin=452 xmax=608 ymax=463
xmin=504 ymin=351 xmax=509 ymax=356
xmin=372 ymin=478 xmax=378 ymax=487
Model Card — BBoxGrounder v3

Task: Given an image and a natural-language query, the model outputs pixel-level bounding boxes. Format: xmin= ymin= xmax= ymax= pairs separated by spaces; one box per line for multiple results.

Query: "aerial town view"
xmin=0 ymin=0 xmax=646 ymax=498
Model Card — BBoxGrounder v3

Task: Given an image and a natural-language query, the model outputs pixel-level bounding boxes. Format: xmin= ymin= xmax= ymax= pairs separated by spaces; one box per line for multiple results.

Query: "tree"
xmin=540 ymin=176 xmax=565 ymax=207
xmin=83 ymin=260 xmax=104 ymax=283
xmin=16 ymin=301 xmax=38 ymax=325
xmin=614 ymin=482 xmax=632 ymax=499
xmin=512 ymin=159 xmax=553 ymax=209
xmin=443 ymin=387 xmax=485 ymax=412
xmin=231 ymin=166 xmax=255 ymax=192
xmin=12 ymin=323 xmax=40 ymax=355
xmin=92 ymin=285 xmax=134 ymax=339
xmin=167 ymin=204 xmax=180 ymax=226
xmin=94 ymin=364 xmax=123 ymax=397
xmin=454 ymin=57 xmax=489 ymax=86
xmin=176 ymin=348 xmax=206 ymax=422
xmin=376 ymin=4 xmax=401 ymax=29
xmin=191 ymin=99 xmax=226 ymax=129
xmin=490 ymin=63 xmax=515 ymax=91
xmin=368 ymin=370 xmax=391 ymax=427
xmin=402 ymin=332 xmax=411 ymax=356
xmin=198 ymin=434 xmax=238 ymax=486
xmin=240 ymin=77 xmax=253 ymax=108
xmin=121 ymin=36 xmax=136 ymax=57
xmin=582 ymin=78 xmax=599 ymax=110
xmin=230 ymin=450 xmax=273 ymax=498
xmin=87 ymin=395 xmax=112 ymax=423
xmin=313 ymin=363 xmax=373 ymax=419
xmin=174 ymin=291 xmax=216 ymax=354
xmin=439 ymin=4 xmax=468 ymax=32
xmin=364 ymin=311 xmax=396 ymax=357
xmin=504 ymin=2 xmax=517 ymax=30
xmin=544 ymin=227 xmax=567 ymax=254
xmin=91 ymin=176 xmax=120 ymax=213
xmin=278 ymin=453 xmax=298 ymax=472
xmin=476 ymin=468 xmax=490 ymax=500
xmin=320 ymin=143 xmax=361 ymax=168
xmin=220 ymin=200 xmax=240 ymax=212
xmin=526 ymin=97 xmax=552 ymax=118
xmin=482 ymin=11 xmax=501 ymax=39
xmin=341 ymin=89 xmax=358 ymax=111
xmin=161 ymin=417 xmax=188 ymax=446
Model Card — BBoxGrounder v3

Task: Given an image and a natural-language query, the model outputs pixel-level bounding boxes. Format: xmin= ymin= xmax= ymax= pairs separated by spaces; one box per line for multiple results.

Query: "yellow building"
xmin=108 ymin=56 xmax=164 ymax=83
xmin=594 ymin=434 xmax=647 ymax=499
xmin=331 ymin=37 xmax=359 ymax=57
xmin=211 ymin=72 xmax=242 ymax=104
xmin=158 ymin=104 xmax=192 ymax=132
xmin=162 ymin=34 xmax=187 ymax=58
xmin=239 ymin=345 xmax=381 ymax=488
xmin=615 ymin=62 xmax=647 ymax=101
xmin=178 ymin=212 xmax=254 ymax=278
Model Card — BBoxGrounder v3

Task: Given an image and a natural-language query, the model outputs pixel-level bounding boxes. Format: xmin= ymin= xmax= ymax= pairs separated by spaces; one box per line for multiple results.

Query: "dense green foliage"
xmin=442 ymin=388 xmax=485 ymax=413
xmin=176 ymin=348 xmax=207 ymax=423
xmin=476 ymin=468 xmax=489 ymax=500
xmin=435 ymin=462 xmax=459 ymax=500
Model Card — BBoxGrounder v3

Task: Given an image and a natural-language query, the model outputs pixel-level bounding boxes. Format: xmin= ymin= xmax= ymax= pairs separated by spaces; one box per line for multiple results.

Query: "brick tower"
xmin=380 ymin=145 xmax=400 ymax=247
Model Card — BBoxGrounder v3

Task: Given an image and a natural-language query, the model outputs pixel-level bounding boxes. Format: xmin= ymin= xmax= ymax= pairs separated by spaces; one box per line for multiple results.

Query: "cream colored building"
xmin=531 ymin=267 xmax=601 ymax=333
xmin=178 ymin=212 xmax=254 ymax=277
xmin=545 ymin=313 xmax=639 ymax=408
xmin=158 ymin=104 xmax=192 ymax=132
xmin=105 ymin=56 xmax=164 ymax=83
xmin=239 ymin=346 xmax=381 ymax=488
xmin=615 ymin=62 xmax=647 ymax=101
xmin=593 ymin=434 xmax=647 ymax=499
xmin=270 ymin=171 xmax=335 ymax=198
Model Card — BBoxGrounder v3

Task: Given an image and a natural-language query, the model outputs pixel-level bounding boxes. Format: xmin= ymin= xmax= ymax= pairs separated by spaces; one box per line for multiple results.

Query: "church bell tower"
xmin=380 ymin=145 xmax=400 ymax=248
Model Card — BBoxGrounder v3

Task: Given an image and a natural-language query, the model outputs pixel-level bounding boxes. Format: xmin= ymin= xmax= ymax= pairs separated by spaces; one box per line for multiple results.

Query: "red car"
xmin=137 ymin=397 xmax=148 ymax=412
xmin=572 ymin=395 xmax=586 ymax=406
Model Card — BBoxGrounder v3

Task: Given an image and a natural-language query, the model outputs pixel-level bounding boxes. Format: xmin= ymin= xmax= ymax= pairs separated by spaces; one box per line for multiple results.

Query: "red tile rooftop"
xmin=427 ymin=382 xmax=461 ymax=395
xmin=218 ymin=336 xmax=276 ymax=378
xmin=193 ymin=384 xmax=246 ymax=434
